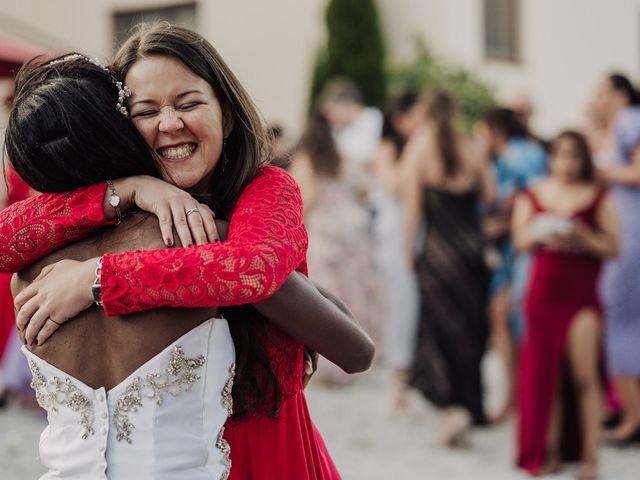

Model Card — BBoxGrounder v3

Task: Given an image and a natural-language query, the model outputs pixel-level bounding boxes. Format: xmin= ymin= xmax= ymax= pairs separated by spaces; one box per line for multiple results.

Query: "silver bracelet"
xmin=106 ymin=180 xmax=123 ymax=224
xmin=91 ymin=257 xmax=104 ymax=307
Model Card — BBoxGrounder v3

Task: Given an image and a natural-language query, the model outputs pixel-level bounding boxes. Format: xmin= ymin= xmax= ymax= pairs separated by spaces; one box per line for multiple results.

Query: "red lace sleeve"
xmin=0 ymin=183 xmax=114 ymax=272
xmin=100 ymin=166 xmax=309 ymax=316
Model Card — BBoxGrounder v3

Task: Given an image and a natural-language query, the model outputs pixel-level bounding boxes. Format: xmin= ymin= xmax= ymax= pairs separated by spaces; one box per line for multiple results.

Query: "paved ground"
xmin=1 ymin=354 xmax=639 ymax=479
xmin=306 ymin=362 xmax=640 ymax=480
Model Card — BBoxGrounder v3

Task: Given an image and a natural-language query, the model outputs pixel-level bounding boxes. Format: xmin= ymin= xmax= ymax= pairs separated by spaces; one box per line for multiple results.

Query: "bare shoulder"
xmin=288 ymin=150 xmax=314 ymax=182
xmin=377 ymin=139 xmax=397 ymax=160
xmin=530 ymin=178 xmax=552 ymax=196
xmin=458 ymin=138 xmax=483 ymax=169
xmin=402 ymin=125 xmax=434 ymax=177
xmin=597 ymin=188 xmax=616 ymax=213
xmin=406 ymin=124 xmax=433 ymax=154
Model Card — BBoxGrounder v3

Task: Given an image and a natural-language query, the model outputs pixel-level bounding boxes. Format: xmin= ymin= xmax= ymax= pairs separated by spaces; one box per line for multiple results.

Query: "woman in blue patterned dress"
xmin=479 ymin=108 xmax=547 ymax=423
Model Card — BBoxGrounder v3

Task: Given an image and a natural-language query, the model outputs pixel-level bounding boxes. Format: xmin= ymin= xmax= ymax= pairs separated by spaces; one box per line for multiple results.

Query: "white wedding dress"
xmin=22 ymin=318 xmax=235 ymax=480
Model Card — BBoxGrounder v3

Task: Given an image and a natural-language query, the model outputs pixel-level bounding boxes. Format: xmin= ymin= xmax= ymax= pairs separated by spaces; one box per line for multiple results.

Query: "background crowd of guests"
xmin=2 ymin=70 xmax=640 ymax=478
xmin=285 ymin=73 xmax=639 ymax=478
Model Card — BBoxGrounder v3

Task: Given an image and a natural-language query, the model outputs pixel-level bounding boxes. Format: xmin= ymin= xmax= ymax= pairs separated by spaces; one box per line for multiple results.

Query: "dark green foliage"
xmin=310 ymin=0 xmax=387 ymax=108
xmin=389 ymin=37 xmax=496 ymax=133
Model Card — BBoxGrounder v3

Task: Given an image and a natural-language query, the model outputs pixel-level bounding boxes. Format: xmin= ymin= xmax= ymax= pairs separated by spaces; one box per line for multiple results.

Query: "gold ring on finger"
xmin=185 ymin=208 xmax=201 ymax=217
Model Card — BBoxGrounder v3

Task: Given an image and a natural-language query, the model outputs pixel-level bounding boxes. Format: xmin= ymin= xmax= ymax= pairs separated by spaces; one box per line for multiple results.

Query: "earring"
xmin=221 ymin=138 xmax=228 ymax=173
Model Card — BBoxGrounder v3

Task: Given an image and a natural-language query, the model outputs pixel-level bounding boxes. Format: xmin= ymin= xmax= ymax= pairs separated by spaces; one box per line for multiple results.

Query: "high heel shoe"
xmin=0 ymin=388 xmax=10 ymax=410
xmin=534 ymin=459 xmax=559 ymax=477
xmin=605 ymin=424 xmax=640 ymax=447
xmin=389 ymin=376 xmax=409 ymax=414
xmin=602 ymin=412 xmax=621 ymax=430
xmin=437 ymin=408 xmax=471 ymax=448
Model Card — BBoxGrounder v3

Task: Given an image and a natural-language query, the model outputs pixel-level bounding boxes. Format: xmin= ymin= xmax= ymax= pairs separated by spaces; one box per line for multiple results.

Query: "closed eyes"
xmin=132 ymin=102 xmax=202 ymax=118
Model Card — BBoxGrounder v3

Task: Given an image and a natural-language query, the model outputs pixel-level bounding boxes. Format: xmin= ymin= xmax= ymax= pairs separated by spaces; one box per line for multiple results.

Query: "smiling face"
xmin=126 ymin=55 xmax=232 ymax=191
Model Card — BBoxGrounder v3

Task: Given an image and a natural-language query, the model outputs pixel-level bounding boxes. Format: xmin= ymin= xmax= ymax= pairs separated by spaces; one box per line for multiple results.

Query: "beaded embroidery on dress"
xmin=23 ymin=318 xmax=235 ymax=480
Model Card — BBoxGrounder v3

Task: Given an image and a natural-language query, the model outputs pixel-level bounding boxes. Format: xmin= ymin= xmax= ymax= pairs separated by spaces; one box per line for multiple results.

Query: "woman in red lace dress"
xmin=0 ymin=166 xmax=34 ymax=390
xmin=0 ymin=166 xmax=33 ymax=360
xmin=2 ymin=24 xmax=372 ymax=479
xmin=512 ymin=131 xmax=618 ymax=479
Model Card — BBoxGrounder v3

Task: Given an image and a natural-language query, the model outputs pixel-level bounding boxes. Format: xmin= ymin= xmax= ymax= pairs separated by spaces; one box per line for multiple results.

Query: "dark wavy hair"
xmin=5 ymin=55 xmax=160 ymax=192
xmin=5 ymin=48 xmax=284 ymax=419
xmin=299 ymin=111 xmax=342 ymax=178
xmin=426 ymin=89 xmax=460 ymax=177
xmin=550 ymin=130 xmax=595 ymax=182
xmin=381 ymin=90 xmax=420 ymax=157
xmin=608 ymin=73 xmax=640 ymax=106
xmin=483 ymin=107 xmax=527 ymax=140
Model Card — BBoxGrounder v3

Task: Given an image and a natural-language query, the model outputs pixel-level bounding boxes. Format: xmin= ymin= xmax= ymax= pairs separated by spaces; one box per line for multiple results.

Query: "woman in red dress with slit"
xmin=512 ymin=131 xmax=618 ymax=479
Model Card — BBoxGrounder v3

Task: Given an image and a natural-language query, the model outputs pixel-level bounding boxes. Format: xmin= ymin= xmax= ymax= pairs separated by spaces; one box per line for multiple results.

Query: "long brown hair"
xmin=299 ymin=111 xmax=342 ymax=178
xmin=112 ymin=22 xmax=272 ymax=216
xmin=608 ymin=73 xmax=640 ymax=106
xmin=426 ymin=89 xmax=460 ymax=176
xmin=113 ymin=23 xmax=283 ymax=419
xmin=482 ymin=107 xmax=527 ymax=140
xmin=550 ymin=130 xmax=595 ymax=182
xmin=381 ymin=91 xmax=420 ymax=157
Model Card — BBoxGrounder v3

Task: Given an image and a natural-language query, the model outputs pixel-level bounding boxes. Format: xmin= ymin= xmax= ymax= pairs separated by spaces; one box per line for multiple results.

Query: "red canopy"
xmin=0 ymin=32 xmax=50 ymax=77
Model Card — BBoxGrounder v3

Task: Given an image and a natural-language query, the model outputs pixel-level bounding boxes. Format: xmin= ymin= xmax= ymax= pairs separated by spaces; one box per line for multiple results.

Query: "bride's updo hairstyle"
xmin=5 ymin=54 xmax=160 ymax=192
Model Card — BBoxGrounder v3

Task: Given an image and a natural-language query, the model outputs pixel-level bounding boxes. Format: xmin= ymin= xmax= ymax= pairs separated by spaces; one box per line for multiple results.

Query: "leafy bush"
xmin=389 ymin=37 xmax=496 ymax=132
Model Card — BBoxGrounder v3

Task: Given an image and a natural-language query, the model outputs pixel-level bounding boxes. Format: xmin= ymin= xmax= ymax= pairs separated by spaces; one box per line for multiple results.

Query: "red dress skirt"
xmin=224 ymin=327 xmax=341 ymax=479
xmin=517 ymin=189 xmax=605 ymax=474
xmin=0 ymin=273 xmax=14 ymax=361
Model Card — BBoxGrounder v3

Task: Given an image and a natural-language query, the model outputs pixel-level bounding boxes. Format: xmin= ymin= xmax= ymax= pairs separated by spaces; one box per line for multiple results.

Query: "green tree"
xmin=310 ymin=0 xmax=387 ymax=108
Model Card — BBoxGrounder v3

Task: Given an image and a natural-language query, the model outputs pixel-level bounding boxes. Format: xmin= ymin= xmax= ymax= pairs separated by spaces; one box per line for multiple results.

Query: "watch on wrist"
xmin=106 ymin=180 xmax=123 ymax=224
xmin=92 ymin=257 xmax=104 ymax=307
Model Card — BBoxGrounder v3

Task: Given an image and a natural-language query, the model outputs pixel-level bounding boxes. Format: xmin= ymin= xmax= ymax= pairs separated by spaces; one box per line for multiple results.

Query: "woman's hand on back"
xmin=14 ymin=258 xmax=97 ymax=347
xmin=113 ymin=176 xmax=220 ymax=247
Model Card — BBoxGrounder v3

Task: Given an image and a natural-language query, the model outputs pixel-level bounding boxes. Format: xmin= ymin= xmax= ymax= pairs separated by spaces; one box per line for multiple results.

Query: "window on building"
xmin=113 ymin=2 xmax=197 ymax=51
xmin=484 ymin=0 xmax=519 ymax=61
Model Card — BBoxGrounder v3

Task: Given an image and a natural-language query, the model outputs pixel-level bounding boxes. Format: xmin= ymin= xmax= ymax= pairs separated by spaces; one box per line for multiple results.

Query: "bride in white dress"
xmin=14 ymin=215 xmax=235 ymax=480
xmin=15 ymin=212 xmax=368 ymax=480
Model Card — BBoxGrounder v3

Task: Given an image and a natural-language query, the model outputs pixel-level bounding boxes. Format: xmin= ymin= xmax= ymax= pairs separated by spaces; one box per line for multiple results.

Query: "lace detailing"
xmin=216 ymin=363 xmax=235 ymax=479
xmin=264 ymin=326 xmax=305 ymax=396
xmin=216 ymin=427 xmax=232 ymax=480
xmin=0 ymin=167 xmax=308 ymax=399
xmin=113 ymin=346 xmax=205 ymax=443
xmin=0 ymin=183 xmax=113 ymax=272
xmin=222 ymin=363 xmax=235 ymax=416
xmin=29 ymin=361 xmax=95 ymax=439
xmin=100 ymin=167 xmax=308 ymax=316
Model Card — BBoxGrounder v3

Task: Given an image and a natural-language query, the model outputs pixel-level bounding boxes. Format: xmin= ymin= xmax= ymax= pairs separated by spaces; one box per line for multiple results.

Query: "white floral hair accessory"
xmin=114 ymin=81 xmax=132 ymax=117
xmin=49 ymin=54 xmax=132 ymax=117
